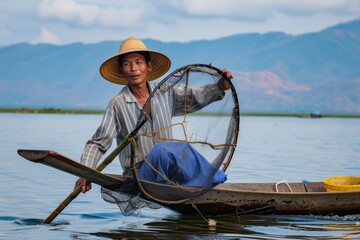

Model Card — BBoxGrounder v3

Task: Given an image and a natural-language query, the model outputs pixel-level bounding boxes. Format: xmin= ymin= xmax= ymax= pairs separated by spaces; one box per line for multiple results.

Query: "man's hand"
xmin=218 ymin=69 xmax=234 ymax=90
xmin=75 ymin=177 xmax=92 ymax=193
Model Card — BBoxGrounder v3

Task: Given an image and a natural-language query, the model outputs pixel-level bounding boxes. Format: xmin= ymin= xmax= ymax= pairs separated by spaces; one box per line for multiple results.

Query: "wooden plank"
xmin=17 ymin=149 xmax=127 ymax=188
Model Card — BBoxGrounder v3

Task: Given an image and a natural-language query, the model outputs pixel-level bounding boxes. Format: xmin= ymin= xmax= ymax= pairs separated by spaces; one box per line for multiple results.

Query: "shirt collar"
xmin=123 ymin=81 xmax=155 ymax=103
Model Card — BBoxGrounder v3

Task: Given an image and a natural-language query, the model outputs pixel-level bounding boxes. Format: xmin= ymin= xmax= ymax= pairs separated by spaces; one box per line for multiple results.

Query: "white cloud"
xmin=37 ymin=0 xmax=144 ymax=29
xmin=37 ymin=0 xmax=99 ymax=25
xmin=97 ymin=7 xmax=143 ymax=28
xmin=36 ymin=28 xmax=61 ymax=44
xmin=0 ymin=0 xmax=359 ymax=46
xmin=167 ymin=0 xmax=359 ymax=20
xmin=274 ymin=0 xmax=360 ymax=16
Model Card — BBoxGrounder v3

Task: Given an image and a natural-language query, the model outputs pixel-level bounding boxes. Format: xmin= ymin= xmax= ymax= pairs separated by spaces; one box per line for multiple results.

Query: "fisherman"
xmin=75 ymin=36 xmax=233 ymax=193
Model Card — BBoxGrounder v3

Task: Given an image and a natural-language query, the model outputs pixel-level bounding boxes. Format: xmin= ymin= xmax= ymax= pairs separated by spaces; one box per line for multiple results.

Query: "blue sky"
xmin=1 ymin=0 xmax=359 ymax=46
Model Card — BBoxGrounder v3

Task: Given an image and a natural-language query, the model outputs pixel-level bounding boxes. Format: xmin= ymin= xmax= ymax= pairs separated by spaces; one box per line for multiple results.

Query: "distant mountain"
xmin=1 ymin=19 xmax=359 ymax=113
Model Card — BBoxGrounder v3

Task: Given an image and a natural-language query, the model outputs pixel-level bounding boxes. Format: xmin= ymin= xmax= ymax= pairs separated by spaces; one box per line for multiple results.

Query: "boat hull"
xmin=169 ymin=186 xmax=360 ymax=216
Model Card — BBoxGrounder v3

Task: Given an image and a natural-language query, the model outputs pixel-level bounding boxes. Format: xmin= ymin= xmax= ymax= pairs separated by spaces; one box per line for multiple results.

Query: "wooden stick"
xmin=42 ymin=118 xmax=147 ymax=224
xmin=42 ymin=186 xmax=82 ymax=224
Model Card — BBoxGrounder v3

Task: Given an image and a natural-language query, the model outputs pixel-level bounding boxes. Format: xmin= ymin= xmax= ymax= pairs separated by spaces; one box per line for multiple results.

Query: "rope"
xmin=192 ymin=201 xmax=217 ymax=227
xmin=275 ymin=180 xmax=294 ymax=192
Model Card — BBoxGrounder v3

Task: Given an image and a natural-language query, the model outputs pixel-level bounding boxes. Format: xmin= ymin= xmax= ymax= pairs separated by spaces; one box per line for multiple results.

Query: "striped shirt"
xmin=80 ymin=81 xmax=225 ymax=171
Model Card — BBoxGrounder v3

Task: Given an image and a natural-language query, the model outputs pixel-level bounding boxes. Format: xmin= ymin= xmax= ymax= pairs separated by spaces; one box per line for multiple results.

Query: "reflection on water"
xmin=73 ymin=214 xmax=360 ymax=239
xmin=1 ymin=113 xmax=360 ymax=239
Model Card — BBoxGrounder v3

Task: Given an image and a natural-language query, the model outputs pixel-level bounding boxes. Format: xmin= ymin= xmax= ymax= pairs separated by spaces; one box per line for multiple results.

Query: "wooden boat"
xmin=167 ymin=182 xmax=360 ymax=216
xmin=18 ymin=149 xmax=360 ymax=216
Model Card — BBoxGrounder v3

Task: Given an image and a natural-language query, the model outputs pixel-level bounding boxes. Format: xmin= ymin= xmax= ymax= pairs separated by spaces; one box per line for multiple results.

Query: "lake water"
xmin=1 ymin=113 xmax=360 ymax=239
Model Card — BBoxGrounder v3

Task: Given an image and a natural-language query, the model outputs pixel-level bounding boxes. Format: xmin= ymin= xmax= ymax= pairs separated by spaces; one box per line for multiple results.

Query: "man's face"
xmin=120 ymin=53 xmax=152 ymax=87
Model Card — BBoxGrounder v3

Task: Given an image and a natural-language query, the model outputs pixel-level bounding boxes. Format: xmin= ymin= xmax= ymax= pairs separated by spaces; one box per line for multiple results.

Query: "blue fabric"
xmin=137 ymin=142 xmax=227 ymax=188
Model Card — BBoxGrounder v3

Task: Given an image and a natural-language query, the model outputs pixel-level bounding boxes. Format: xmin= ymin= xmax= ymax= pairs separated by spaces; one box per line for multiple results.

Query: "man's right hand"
xmin=75 ymin=177 xmax=92 ymax=193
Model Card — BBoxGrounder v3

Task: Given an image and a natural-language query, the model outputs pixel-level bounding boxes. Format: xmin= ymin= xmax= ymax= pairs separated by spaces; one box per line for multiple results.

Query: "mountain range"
xmin=1 ymin=19 xmax=359 ymax=114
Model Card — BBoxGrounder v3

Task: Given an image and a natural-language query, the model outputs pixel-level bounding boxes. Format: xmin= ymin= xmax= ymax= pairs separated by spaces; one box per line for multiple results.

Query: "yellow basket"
xmin=323 ymin=176 xmax=360 ymax=192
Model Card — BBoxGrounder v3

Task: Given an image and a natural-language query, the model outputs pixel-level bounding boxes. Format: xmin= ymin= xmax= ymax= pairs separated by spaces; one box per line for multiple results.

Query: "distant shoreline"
xmin=1 ymin=107 xmax=360 ymax=118
xmin=0 ymin=107 xmax=104 ymax=115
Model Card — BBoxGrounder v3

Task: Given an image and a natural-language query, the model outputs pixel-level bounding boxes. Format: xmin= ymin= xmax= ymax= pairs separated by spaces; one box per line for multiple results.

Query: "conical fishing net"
xmin=101 ymin=64 xmax=240 ymax=215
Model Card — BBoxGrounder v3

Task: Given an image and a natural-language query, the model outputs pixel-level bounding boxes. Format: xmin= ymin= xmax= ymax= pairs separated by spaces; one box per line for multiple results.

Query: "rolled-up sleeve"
xmin=174 ymin=82 xmax=225 ymax=115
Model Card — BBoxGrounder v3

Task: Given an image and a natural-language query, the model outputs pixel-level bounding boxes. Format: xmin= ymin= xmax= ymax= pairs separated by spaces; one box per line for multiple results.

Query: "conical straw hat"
xmin=100 ymin=36 xmax=171 ymax=85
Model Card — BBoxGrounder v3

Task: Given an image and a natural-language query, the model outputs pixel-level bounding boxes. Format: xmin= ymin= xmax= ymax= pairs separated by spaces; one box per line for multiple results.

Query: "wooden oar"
xmin=42 ymin=118 xmax=147 ymax=224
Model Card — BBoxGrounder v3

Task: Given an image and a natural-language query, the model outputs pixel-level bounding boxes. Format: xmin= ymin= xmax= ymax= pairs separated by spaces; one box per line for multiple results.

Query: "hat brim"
xmin=100 ymin=49 xmax=171 ymax=85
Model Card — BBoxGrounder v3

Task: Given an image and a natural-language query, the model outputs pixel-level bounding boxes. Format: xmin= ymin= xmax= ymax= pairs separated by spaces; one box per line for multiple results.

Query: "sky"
xmin=1 ymin=0 xmax=360 ymax=47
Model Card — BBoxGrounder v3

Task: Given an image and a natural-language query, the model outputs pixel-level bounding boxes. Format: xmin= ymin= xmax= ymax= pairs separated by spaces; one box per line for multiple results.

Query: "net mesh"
xmin=102 ymin=64 xmax=239 ymax=214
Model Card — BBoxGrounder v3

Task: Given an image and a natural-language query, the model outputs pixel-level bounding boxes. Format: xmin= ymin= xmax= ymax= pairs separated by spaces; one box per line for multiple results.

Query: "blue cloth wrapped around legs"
xmin=137 ymin=142 xmax=227 ymax=188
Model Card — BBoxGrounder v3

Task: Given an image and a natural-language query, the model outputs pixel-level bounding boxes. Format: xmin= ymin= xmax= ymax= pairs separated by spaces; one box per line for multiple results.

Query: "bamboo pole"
xmin=42 ymin=118 xmax=146 ymax=224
